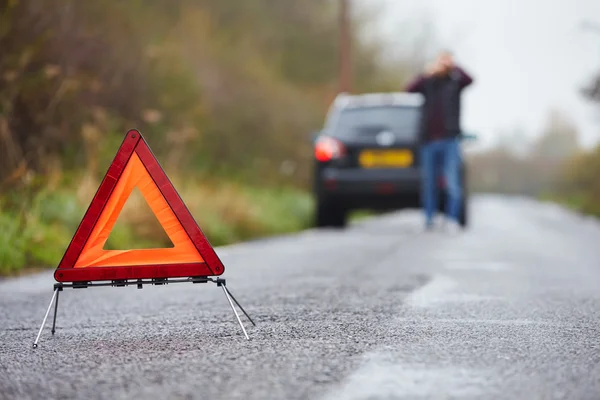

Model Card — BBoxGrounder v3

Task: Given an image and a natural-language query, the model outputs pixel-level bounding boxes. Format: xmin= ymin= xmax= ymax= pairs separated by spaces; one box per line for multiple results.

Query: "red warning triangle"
xmin=54 ymin=129 xmax=224 ymax=282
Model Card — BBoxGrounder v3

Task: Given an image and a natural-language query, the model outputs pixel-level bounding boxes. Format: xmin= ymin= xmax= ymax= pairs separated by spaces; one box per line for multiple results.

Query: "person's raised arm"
xmin=405 ymin=74 xmax=426 ymax=93
xmin=405 ymin=60 xmax=443 ymax=93
xmin=451 ymin=66 xmax=474 ymax=88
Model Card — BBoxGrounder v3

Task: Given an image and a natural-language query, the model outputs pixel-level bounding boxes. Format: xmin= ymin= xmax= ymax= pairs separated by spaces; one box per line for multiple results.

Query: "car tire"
xmin=457 ymin=161 xmax=469 ymax=228
xmin=315 ymin=198 xmax=331 ymax=227
xmin=315 ymin=198 xmax=347 ymax=229
xmin=331 ymin=206 xmax=348 ymax=229
xmin=459 ymin=195 xmax=468 ymax=228
xmin=458 ymin=179 xmax=469 ymax=228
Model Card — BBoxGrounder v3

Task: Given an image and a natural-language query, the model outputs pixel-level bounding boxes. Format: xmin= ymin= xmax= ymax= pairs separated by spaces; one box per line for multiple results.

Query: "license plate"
xmin=359 ymin=149 xmax=413 ymax=168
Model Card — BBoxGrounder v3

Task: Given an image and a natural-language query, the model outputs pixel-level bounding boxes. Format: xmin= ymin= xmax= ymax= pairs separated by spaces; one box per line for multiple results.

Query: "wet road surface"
xmin=1 ymin=195 xmax=600 ymax=400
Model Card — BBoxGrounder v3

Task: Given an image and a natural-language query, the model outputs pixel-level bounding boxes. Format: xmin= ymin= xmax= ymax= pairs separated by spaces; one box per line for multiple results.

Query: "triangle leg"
xmin=223 ymin=285 xmax=256 ymax=327
xmin=33 ymin=287 xmax=59 ymax=349
xmin=220 ymin=285 xmax=249 ymax=340
xmin=51 ymin=288 xmax=61 ymax=335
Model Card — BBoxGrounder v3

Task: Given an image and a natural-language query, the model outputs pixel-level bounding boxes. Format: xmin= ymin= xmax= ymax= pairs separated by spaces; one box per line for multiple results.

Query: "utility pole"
xmin=339 ymin=0 xmax=352 ymax=93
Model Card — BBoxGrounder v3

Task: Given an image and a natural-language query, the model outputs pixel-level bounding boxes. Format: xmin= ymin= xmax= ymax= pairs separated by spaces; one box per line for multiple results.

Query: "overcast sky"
xmin=359 ymin=0 xmax=600 ymax=150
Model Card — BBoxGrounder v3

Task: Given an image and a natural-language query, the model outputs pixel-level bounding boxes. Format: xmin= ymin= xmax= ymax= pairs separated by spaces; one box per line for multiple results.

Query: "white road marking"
xmin=320 ymin=351 xmax=491 ymax=400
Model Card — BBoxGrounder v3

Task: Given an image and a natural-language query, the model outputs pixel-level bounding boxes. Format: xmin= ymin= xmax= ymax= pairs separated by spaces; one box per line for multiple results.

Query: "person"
xmin=405 ymin=50 xmax=474 ymax=232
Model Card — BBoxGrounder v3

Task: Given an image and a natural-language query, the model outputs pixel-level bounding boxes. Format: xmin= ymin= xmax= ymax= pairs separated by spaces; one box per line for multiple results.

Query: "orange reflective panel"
xmin=74 ymin=153 xmax=204 ymax=268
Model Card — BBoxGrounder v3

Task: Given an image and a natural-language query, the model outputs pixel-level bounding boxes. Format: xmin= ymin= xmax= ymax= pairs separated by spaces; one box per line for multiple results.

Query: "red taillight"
xmin=314 ymin=137 xmax=346 ymax=162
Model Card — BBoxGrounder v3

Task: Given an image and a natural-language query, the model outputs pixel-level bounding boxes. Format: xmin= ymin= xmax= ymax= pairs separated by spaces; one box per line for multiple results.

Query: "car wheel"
xmin=459 ymin=196 xmax=468 ymax=227
xmin=315 ymin=198 xmax=332 ymax=227
xmin=458 ymin=179 xmax=469 ymax=228
xmin=438 ymin=192 xmax=446 ymax=213
xmin=331 ymin=205 xmax=348 ymax=229
xmin=459 ymin=166 xmax=469 ymax=228
xmin=315 ymin=198 xmax=347 ymax=229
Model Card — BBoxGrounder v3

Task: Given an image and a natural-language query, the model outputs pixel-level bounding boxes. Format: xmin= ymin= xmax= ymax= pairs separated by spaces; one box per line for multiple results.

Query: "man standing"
xmin=405 ymin=50 xmax=474 ymax=232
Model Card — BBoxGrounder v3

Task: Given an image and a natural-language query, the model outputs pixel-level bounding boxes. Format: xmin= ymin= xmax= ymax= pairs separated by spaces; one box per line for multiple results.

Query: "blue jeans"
xmin=420 ymin=138 xmax=462 ymax=226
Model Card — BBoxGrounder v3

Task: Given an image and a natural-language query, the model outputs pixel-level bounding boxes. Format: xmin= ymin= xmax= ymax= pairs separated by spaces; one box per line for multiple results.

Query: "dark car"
xmin=311 ymin=92 xmax=470 ymax=228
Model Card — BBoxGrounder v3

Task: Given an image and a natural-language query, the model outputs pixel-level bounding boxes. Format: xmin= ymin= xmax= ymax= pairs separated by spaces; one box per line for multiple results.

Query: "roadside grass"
xmin=540 ymin=192 xmax=600 ymax=219
xmin=349 ymin=210 xmax=375 ymax=222
xmin=0 ymin=177 xmax=313 ymax=276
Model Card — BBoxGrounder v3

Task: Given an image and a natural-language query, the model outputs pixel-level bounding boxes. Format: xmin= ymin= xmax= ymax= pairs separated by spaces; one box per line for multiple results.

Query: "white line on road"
xmin=319 ymin=350 xmax=491 ymax=400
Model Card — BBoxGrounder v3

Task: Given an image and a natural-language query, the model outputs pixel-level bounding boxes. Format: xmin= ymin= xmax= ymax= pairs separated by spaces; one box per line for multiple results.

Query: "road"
xmin=1 ymin=195 xmax=600 ymax=400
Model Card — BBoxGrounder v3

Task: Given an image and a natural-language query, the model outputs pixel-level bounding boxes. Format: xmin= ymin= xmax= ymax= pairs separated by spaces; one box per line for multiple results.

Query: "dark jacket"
xmin=405 ymin=66 xmax=473 ymax=143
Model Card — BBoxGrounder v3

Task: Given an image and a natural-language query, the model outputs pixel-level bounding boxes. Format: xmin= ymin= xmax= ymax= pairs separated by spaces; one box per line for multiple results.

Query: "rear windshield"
xmin=330 ymin=106 xmax=421 ymax=141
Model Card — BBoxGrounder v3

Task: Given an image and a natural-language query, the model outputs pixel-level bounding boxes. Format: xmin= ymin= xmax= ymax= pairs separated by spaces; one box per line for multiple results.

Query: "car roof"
xmin=323 ymin=92 xmax=423 ymax=130
xmin=331 ymin=92 xmax=424 ymax=111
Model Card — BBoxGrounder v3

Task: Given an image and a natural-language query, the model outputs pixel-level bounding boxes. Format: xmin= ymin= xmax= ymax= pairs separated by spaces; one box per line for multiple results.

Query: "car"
xmin=311 ymin=91 xmax=472 ymax=228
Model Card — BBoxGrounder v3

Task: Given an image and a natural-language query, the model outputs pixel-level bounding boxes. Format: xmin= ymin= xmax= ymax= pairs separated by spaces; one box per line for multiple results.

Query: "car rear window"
xmin=330 ymin=106 xmax=421 ymax=141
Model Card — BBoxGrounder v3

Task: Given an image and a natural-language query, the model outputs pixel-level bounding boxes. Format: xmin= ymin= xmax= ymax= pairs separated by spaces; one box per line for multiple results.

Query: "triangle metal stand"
xmin=33 ymin=277 xmax=255 ymax=348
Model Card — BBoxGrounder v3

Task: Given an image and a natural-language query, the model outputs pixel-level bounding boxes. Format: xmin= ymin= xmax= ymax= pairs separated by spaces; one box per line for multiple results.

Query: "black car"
xmin=311 ymin=92 xmax=470 ymax=228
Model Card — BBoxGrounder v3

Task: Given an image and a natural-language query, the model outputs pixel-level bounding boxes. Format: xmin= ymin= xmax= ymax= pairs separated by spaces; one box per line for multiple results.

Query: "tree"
xmin=530 ymin=109 xmax=581 ymax=164
xmin=466 ymin=111 xmax=581 ymax=197
xmin=582 ymin=71 xmax=600 ymax=103
xmin=493 ymin=126 xmax=531 ymax=158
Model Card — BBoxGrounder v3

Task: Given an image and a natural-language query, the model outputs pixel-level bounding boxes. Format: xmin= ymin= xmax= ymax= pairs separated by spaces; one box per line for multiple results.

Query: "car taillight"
xmin=314 ymin=137 xmax=346 ymax=162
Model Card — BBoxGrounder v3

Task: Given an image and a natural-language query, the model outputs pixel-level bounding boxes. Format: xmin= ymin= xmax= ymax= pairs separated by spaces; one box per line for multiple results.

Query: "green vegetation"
xmin=0 ymin=0 xmax=418 ymax=275
xmin=0 ymin=181 xmax=312 ymax=275
xmin=553 ymin=69 xmax=600 ymax=218
xmin=551 ymin=144 xmax=600 ymax=217
xmin=467 ymin=106 xmax=600 ymax=219
xmin=467 ymin=110 xmax=581 ymax=196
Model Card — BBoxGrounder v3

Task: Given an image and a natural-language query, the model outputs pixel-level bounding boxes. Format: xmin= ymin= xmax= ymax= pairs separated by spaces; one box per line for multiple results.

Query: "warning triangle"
xmin=54 ymin=129 xmax=225 ymax=282
xmin=103 ymin=187 xmax=174 ymax=250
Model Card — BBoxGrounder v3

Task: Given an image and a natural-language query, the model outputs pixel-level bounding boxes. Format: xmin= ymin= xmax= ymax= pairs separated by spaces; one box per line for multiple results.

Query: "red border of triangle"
xmin=53 ymin=129 xmax=224 ymax=282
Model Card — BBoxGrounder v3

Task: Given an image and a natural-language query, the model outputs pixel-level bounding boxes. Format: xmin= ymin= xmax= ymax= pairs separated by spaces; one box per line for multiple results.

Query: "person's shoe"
xmin=439 ymin=216 xmax=448 ymax=230
xmin=424 ymin=221 xmax=435 ymax=232
xmin=445 ymin=220 xmax=462 ymax=235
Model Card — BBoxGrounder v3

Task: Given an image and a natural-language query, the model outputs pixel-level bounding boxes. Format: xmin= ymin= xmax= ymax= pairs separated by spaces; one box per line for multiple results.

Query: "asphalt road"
xmin=1 ymin=195 xmax=600 ymax=400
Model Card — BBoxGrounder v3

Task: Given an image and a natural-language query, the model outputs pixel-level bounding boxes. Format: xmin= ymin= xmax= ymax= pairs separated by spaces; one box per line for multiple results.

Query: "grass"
xmin=0 ymin=177 xmax=314 ymax=276
xmin=350 ymin=210 xmax=375 ymax=222
xmin=180 ymin=179 xmax=314 ymax=246
xmin=541 ymin=192 xmax=600 ymax=219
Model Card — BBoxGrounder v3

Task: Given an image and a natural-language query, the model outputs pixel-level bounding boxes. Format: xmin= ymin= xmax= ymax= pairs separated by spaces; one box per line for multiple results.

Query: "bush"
xmin=553 ymin=145 xmax=600 ymax=217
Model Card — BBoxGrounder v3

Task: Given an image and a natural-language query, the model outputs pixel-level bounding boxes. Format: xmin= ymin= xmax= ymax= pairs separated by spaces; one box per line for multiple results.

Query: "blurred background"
xmin=1 ymin=0 xmax=599 ymax=276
